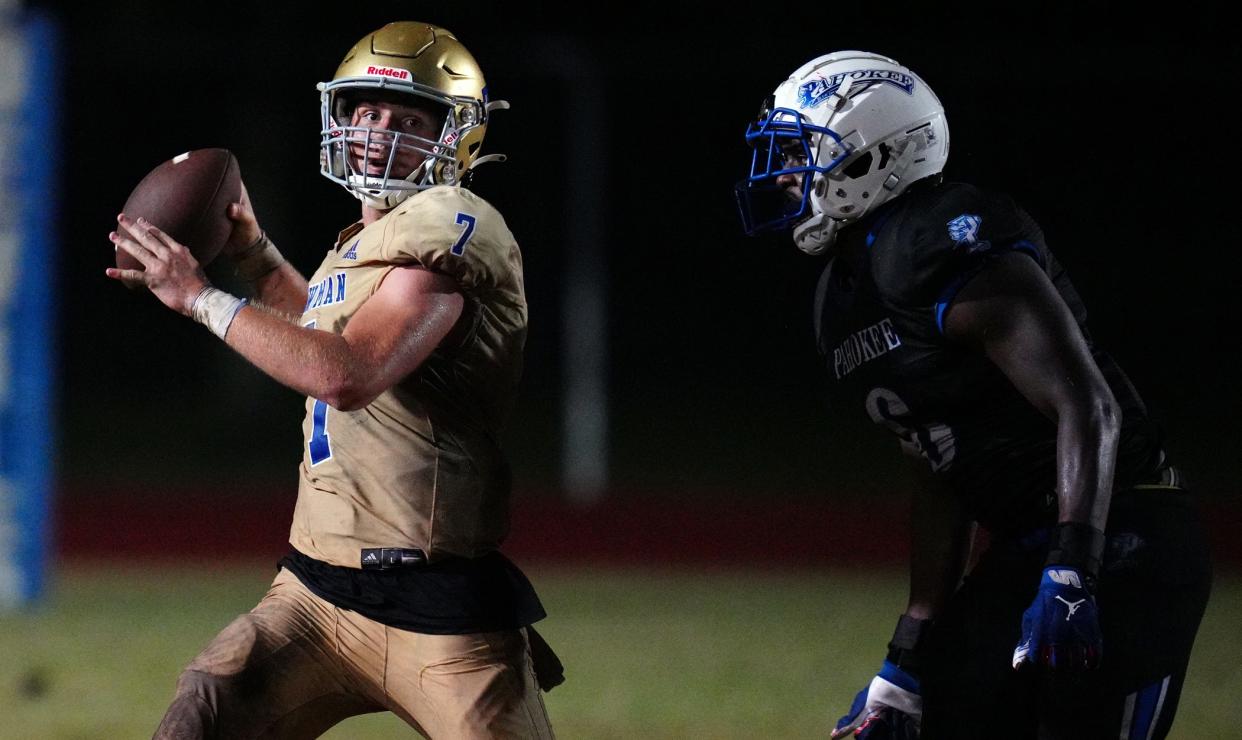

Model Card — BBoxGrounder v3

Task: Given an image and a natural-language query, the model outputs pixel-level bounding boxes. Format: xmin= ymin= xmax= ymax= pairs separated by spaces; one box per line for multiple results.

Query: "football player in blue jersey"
xmin=737 ymin=51 xmax=1211 ymax=739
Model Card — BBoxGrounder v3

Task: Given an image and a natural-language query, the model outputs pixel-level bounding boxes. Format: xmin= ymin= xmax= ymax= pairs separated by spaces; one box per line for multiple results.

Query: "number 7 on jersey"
xmin=451 ymin=212 xmax=477 ymax=256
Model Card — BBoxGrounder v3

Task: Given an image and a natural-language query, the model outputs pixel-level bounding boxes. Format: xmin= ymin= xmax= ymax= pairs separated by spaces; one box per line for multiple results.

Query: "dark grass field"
xmin=3 ymin=562 xmax=1240 ymax=739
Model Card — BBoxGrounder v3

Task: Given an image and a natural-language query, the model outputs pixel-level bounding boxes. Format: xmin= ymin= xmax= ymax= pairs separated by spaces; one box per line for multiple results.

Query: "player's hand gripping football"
xmin=220 ymin=182 xmax=263 ymax=258
xmin=1012 ymin=566 xmax=1102 ymax=672
xmin=832 ymin=661 xmax=922 ymax=739
xmin=108 ymin=214 xmax=209 ymax=316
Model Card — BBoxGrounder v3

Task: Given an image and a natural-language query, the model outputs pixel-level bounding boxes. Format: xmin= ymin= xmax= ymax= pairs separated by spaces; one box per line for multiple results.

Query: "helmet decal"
xmin=363 ymin=65 xmax=412 ymax=81
xmin=797 ymin=69 xmax=917 ymax=109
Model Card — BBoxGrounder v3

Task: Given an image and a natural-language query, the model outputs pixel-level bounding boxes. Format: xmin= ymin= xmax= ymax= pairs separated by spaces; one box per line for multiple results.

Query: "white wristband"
xmin=190 ymin=287 xmax=248 ymax=339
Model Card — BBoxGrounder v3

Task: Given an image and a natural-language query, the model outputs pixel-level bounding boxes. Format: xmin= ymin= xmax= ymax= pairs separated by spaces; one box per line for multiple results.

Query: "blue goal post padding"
xmin=0 ymin=9 xmax=59 ymax=608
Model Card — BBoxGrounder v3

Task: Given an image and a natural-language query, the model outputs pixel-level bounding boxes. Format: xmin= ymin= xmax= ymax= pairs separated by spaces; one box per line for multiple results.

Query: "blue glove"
xmin=831 ymin=661 xmax=922 ymax=739
xmin=1012 ymin=566 xmax=1102 ymax=671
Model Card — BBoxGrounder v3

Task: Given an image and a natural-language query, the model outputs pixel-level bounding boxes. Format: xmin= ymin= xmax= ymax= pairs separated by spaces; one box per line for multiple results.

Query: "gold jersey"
xmin=289 ymin=186 xmax=527 ymax=567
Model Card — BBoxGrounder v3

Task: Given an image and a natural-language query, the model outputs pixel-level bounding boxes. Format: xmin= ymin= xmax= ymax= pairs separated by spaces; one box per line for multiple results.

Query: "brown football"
xmin=117 ymin=148 xmax=241 ymax=272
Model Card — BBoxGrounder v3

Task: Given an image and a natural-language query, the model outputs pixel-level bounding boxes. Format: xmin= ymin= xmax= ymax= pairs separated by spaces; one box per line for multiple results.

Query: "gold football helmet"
xmin=318 ymin=22 xmax=508 ymax=209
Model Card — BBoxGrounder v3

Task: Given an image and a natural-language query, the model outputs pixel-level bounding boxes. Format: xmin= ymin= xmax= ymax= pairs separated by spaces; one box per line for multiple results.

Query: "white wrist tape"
xmin=233 ymin=232 xmax=285 ymax=281
xmin=191 ymin=287 xmax=248 ymax=340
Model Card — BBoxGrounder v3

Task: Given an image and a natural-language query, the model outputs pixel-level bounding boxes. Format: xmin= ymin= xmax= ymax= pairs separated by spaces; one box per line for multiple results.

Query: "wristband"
xmin=885 ymin=614 xmax=933 ymax=677
xmin=1044 ymin=522 xmax=1105 ymax=585
xmin=191 ymin=287 xmax=248 ymax=339
xmin=233 ymin=232 xmax=285 ymax=282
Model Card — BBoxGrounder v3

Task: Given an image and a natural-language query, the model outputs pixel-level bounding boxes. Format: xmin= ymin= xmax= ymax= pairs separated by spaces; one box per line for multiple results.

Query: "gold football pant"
xmin=153 ymin=567 xmax=555 ymax=739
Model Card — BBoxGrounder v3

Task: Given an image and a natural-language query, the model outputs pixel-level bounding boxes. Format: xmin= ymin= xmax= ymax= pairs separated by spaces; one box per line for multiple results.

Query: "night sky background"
xmin=32 ymin=1 xmax=1239 ymax=505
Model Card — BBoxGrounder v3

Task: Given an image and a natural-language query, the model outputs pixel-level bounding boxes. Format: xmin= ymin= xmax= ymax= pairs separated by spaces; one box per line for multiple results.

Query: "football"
xmin=117 ymin=148 xmax=242 ymax=273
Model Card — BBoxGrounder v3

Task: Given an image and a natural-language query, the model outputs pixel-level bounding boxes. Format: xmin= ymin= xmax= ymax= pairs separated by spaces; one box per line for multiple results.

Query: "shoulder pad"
xmin=381 ymin=186 xmax=520 ymax=293
xmin=872 ymin=183 xmax=1047 ymax=310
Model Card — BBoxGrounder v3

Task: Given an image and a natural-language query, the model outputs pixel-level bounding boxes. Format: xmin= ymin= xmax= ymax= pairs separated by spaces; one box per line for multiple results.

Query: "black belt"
xmin=360 ymin=548 xmax=427 ymax=570
xmin=1133 ymin=465 xmax=1186 ymax=490
xmin=1002 ymin=465 xmax=1185 ymax=555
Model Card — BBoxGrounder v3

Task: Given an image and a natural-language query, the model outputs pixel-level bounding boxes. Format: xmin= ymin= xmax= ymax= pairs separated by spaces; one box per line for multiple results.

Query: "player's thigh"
xmin=383 ymin=627 xmax=553 ymax=740
xmin=1040 ymin=491 xmax=1211 ymax=739
xmin=924 ymin=491 xmax=1210 ymax=740
xmin=1033 ymin=582 xmax=1206 ymax=739
xmin=170 ymin=568 xmax=382 ymax=737
xmin=183 ymin=568 xmax=337 ymax=678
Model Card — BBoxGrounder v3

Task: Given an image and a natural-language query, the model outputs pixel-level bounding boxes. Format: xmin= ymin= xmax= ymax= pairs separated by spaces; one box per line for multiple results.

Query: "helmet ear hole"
xmin=877 ymin=142 xmax=893 ymax=171
xmin=842 ymin=151 xmax=874 ymax=179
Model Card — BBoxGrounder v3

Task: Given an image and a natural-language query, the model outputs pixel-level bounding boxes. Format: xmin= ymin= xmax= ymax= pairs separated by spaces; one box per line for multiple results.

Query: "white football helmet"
xmin=318 ymin=22 xmax=509 ymax=210
xmin=736 ymin=51 xmax=949 ymax=254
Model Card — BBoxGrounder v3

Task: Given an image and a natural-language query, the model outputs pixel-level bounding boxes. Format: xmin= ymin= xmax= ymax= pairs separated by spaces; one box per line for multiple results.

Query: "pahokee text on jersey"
xmin=292 ymin=186 xmax=527 ymax=567
xmin=814 ymin=182 xmax=1166 ymax=535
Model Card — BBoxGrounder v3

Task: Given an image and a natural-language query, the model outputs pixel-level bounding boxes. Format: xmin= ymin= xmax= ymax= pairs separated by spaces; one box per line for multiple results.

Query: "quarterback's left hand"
xmin=108 ymin=214 xmax=209 ymax=316
xmin=221 ymin=182 xmax=263 ymax=258
xmin=831 ymin=661 xmax=922 ymax=739
xmin=1012 ymin=566 xmax=1102 ymax=672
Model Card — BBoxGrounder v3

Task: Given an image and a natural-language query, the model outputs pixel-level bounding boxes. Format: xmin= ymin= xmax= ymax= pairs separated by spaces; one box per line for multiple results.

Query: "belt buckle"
xmin=361 ymin=547 xmax=427 ymax=570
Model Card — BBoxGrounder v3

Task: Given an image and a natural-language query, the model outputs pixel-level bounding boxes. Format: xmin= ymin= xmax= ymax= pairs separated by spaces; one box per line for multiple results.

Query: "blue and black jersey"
xmin=814 ymin=182 xmax=1166 ymax=534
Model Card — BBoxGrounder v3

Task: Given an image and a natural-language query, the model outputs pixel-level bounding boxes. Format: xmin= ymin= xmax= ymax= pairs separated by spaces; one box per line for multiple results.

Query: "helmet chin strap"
xmin=348 ymin=154 xmax=437 ymax=210
xmin=468 ymin=153 xmax=507 ymax=170
xmin=879 ymin=130 xmax=927 ymax=196
xmin=791 ymin=83 xmax=855 ymax=257
xmin=355 ymin=188 xmax=403 ymax=211
xmin=792 ymin=212 xmax=840 ymax=256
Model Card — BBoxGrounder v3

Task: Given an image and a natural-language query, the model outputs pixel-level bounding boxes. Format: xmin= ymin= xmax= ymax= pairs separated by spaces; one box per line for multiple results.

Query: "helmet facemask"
xmin=320 ymin=82 xmax=481 ymax=210
xmin=735 ymin=105 xmax=851 ymax=256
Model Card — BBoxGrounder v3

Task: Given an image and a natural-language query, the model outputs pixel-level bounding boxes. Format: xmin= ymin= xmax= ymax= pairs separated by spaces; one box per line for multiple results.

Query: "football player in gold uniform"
xmin=109 ymin=22 xmax=556 ymax=739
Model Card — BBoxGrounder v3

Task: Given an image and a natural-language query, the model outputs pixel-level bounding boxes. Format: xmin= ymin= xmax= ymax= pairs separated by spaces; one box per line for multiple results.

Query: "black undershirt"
xmin=279 ymin=548 xmax=546 ymax=635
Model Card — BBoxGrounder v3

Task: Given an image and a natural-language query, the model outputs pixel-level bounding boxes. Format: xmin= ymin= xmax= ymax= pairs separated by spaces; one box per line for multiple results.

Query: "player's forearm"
xmin=227 ymin=232 xmax=309 ymax=318
xmin=1054 ymin=394 xmax=1120 ymax=531
xmin=220 ymin=305 xmax=375 ymax=408
xmin=246 ymin=261 xmax=309 ymax=318
xmin=944 ymin=253 xmax=1121 ymax=532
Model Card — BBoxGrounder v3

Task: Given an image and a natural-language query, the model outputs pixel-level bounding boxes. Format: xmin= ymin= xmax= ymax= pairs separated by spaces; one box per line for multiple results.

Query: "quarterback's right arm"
xmin=220 ymin=184 xmax=309 ymax=318
xmin=109 ymin=214 xmax=462 ymax=411
xmin=222 ymin=265 xmax=463 ymax=410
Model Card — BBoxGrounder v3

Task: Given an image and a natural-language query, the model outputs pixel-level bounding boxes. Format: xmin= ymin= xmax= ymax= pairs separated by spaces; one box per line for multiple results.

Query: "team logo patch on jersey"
xmin=342 ymin=240 xmax=358 ymax=260
xmin=947 ymin=214 xmax=989 ymax=252
xmin=797 ymin=69 xmax=916 ymax=109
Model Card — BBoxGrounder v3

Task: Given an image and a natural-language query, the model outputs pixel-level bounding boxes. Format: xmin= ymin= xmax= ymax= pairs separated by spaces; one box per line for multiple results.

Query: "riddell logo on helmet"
xmin=366 ymin=66 xmax=410 ymax=80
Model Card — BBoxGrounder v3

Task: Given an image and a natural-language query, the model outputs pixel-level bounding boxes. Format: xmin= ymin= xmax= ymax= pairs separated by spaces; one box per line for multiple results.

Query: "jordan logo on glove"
xmin=1054 ymin=595 xmax=1086 ymax=619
